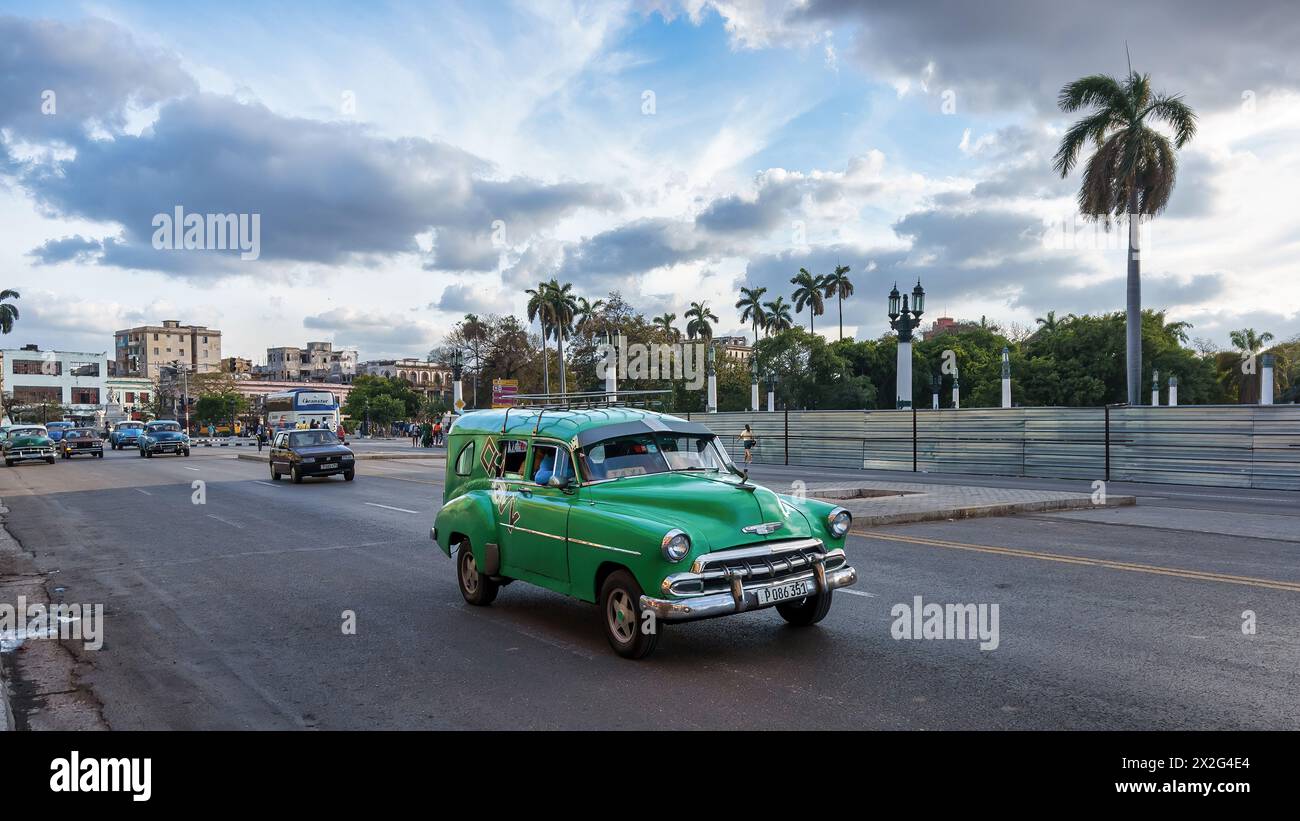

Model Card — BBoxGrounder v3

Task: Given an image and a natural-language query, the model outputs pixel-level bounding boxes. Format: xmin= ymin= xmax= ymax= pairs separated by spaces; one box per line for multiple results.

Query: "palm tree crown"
xmin=735 ymin=286 xmax=768 ymax=345
xmin=820 ymin=265 xmax=853 ymax=340
xmin=790 ymin=268 xmax=826 ymax=334
xmin=684 ymin=301 xmax=719 ymax=341
xmin=0 ymin=289 xmax=19 ymax=335
xmin=763 ymin=297 xmax=793 ymax=335
xmin=653 ymin=312 xmax=679 ymax=340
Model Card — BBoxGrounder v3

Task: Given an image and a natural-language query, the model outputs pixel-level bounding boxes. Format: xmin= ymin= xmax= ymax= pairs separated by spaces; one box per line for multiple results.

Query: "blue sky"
xmin=4 ymin=0 xmax=1300 ymax=360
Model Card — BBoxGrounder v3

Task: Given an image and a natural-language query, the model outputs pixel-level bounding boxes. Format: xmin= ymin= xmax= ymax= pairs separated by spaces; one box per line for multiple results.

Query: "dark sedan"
xmin=60 ymin=428 xmax=104 ymax=459
xmin=269 ymin=429 xmax=356 ymax=483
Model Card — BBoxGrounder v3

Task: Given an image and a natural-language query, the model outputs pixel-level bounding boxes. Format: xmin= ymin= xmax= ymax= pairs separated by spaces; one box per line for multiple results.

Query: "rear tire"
xmin=456 ymin=541 xmax=498 ymax=606
xmin=600 ymin=569 xmax=660 ymax=659
xmin=270 ymin=463 xmax=281 ymax=481
xmin=776 ymin=588 xmax=833 ymax=627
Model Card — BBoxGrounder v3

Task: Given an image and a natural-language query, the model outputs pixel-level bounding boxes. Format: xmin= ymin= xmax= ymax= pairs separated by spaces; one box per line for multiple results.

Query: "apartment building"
xmin=0 ymin=345 xmax=108 ymax=423
xmin=263 ymin=342 xmax=357 ymax=383
xmin=114 ymin=320 xmax=222 ymax=379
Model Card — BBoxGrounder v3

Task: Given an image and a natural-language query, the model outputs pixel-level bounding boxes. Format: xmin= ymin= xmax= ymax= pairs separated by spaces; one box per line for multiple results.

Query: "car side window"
xmin=498 ymin=440 xmax=528 ymax=479
xmin=530 ymin=445 xmax=573 ymax=486
xmin=454 ymin=440 xmax=475 ymax=476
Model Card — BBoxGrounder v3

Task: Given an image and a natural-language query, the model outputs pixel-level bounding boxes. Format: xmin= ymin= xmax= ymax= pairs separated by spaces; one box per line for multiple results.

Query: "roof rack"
xmin=506 ymin=390 xmax=672 ymax=410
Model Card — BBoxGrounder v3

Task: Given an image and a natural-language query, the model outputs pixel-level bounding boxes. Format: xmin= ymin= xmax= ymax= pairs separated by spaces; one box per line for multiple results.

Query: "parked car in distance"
xmin=60 ymin=428 xmax=104 ymax=459
xmin=138 ymin=420 xmax=191 ymax=458
xmin=109 ymin=421 xmax=146 ymax=450
xmin=269 ymin=429 xmax=356 ymax=483
xmin=45 ymin=420 xmax=75 ymax=442
xmin=2 ymin=424 xmax=57 ymax=466
xmin=431 ymin=404 xmax=857 ymax=659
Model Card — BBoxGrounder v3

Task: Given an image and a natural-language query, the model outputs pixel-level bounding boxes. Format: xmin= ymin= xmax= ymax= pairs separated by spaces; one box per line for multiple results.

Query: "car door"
xmin=499 ymin=442 xmax=575 ymax=584
xmin=271 ymin=432 xmax=290 ymax=473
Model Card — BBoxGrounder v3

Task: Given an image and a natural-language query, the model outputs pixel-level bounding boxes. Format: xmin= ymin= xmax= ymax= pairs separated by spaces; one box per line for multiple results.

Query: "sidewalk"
xmin=805 ymin=479 xmax=1134 ymax=526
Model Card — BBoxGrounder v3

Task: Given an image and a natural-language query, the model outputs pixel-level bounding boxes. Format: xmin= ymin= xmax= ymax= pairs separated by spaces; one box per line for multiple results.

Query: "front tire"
xmin=343 ymin=469 xmax=355 ymax=481
xmin=600 ymin=569 xmax=660 ymax=659
xmin=776 ymin=588 xmax=833 ymax=626
xmin=456 ymin=541 xmax=498 ymax=606
xmin=291 ymin=466 xmax=303 ymax=484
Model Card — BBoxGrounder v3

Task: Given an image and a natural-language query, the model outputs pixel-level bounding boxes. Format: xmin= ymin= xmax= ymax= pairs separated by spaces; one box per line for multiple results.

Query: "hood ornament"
xmin=742 ymin=522 xmax=783 ymax=535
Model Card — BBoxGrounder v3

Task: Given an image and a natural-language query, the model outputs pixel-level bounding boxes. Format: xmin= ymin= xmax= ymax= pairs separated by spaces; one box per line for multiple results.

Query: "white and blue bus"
xmin=264 ymin=389 xmax=341 ymax=432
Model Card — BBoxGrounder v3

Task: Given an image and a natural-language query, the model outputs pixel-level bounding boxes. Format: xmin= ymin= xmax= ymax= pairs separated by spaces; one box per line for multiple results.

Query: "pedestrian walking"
xmin=739 ymin=424 xmax=756 ymax=464
xmin=411 ymin=424 xmax=420 ymax=447
xmin=432 ymin=420 xmax=442 ymax=446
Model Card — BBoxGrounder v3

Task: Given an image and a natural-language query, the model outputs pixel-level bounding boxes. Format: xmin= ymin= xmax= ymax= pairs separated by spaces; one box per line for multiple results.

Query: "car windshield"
xmin=290 ymin=430 xmax=339 ymax=448
xmin=149 ymin=424 xmax=180 ymax=433
xmin=11 ymin=428 xmax=43 ymax=437
xmin=579 ymin=433 xmax=734 ymax=481
xmin=68 ymin=430 xmax=94 ymax=439
xmin=118 ymin=423 xmax=143 ymax=430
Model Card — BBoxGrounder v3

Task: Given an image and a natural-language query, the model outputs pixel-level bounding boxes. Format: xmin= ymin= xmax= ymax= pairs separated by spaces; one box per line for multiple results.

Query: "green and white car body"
xmin=432 ymin=406 xmax=857 ymax=657
xmin=2 ymin=425 xmax=57 ymax=466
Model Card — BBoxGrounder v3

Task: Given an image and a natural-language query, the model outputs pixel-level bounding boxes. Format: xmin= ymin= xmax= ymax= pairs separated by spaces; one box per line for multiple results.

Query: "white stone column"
xmin=767 ymin=386 xmax=775 ymax=413
xmin=1000 ymin=346 xmax=1011 ymax=408
xmin=1168 ymin=375 xmax=1178 ymax=406
xmin=1261 ymin=354 xmax=1275 ymax=405
xmin=896 ymin=341 xmax=913 ymax=408
xmin=604 ymin=333 xmax=618 ymax=401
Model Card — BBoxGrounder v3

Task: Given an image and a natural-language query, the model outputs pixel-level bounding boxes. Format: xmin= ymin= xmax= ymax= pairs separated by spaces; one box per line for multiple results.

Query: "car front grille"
xmin=669 ymin=539 xmax=844 ymax=597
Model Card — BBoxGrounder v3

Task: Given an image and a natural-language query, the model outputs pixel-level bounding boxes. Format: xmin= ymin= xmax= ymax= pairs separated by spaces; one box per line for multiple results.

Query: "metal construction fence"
xmin=686 ymin=405 xmax=1300 ymax=490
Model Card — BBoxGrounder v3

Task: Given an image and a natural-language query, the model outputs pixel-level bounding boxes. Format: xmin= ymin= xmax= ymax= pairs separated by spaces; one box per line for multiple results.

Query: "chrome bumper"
xmin=640 ymin=555 xmax=858 ymax=623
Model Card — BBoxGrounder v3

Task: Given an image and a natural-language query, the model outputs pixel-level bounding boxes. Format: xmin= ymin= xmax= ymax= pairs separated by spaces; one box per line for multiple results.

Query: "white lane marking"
xmin=255 ymin=481 xmax=280 ymax=487
xmin=364 ymin=502 xmax=421 ymax=515
xmin=184 ymin=467 xmax=201 ymax=471
xmin=207 ymin=514 xmax=245 ymax=529
xmin=134 ymin=488 xmax=152 ymax=496
xmin=839 ymin=588 xmax=876 ymax=598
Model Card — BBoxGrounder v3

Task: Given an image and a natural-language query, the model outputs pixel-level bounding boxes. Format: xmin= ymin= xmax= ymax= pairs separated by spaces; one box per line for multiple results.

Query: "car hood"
xmin=295 ymin=444 xmax=353 ymax=458
xmin=145 ymin=431 xmax=187 ymax=441
xmin=586 ymin=472 xmax=812 ymax=551
xmin=8 ymin=433 xmax=52 ymax=448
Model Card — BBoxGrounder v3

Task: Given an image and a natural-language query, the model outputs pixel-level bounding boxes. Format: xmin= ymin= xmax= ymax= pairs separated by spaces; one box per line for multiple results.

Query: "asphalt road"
xmin=1 ymin=449 xmax=1297 ymax=729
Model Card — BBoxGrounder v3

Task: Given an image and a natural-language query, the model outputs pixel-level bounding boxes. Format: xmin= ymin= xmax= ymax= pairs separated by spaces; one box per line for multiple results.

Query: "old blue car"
xmin=138 ymin=420 xmax=191 ymax=458
xmin=109 ymin=420 xmax=146 ymax=449
xmin=45 ymin=420 xmax=75 ymax=442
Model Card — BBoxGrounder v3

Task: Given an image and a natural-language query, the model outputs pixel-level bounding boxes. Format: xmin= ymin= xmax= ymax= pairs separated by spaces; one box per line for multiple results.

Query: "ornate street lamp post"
xmin=450 ymin=349 xmax=465 ymax=415
xmin=749 ymin=355 xmax=760 ymax=412
xmin=766 ymin=370 xmax=777 ymax=413
xmin=888 ymin=280 xmax=925 ymax=409
xmin=706 ymin=342 xmax=718 ymax=413
xmin=931 ymin=373 xmax=941 ymax=410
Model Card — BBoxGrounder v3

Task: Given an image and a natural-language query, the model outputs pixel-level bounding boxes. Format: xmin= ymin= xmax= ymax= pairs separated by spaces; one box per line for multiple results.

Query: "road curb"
xmin=848 ymin=494 xmax=1136 ymax=527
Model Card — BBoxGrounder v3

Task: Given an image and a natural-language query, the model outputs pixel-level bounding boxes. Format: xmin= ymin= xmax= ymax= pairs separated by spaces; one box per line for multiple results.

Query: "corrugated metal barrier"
xmin=689 ymin=405 xmax=1300 ymax=490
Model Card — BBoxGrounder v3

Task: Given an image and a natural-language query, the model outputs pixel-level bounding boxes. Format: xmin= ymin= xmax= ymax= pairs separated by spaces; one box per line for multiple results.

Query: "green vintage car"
xmin=2 ymin=424 xmax=57 ymax=466
xmin=432 ymin=404 xmax=857 ymax=658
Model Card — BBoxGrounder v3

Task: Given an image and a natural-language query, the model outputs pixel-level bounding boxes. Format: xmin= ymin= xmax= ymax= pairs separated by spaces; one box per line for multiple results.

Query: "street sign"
xmin=491 ymin=378 xmax=518 ymax=409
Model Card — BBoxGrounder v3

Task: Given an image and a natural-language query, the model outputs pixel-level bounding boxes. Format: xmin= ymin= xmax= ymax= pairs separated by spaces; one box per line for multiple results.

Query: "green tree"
xmin=735 ymin=286 xmax=767 ymax=345
xmin=684 ymin=301 xmax=718 ymax=341
xmin=790 ymin=268 xmax=826 ymax=334
xmin=762 ymin=296 xmax=793 ymax=335
xmin=821 ymin=264 xmax=853 ymax=340
xmin=0 ymin=289 xmax=19 ymax=334
xmin=1054 ymin=70 xmax=1197 ymax=403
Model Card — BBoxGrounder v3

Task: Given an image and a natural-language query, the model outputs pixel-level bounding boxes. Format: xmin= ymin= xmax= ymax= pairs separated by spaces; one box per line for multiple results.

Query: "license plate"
xmin=319 ymin=462 xmax=337 ymax=469
xmin=755 ymin=579 xmax=815 ymax=606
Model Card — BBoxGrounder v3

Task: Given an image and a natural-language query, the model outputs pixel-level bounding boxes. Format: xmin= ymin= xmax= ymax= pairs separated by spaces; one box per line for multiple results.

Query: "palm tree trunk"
xmin=541 ymin=332 xmax=550 ymax=394
xmin=1126 ymin=188 xmax=1142 ymax=404
xmin=558 ymin=332 xmax=567 ymax=395
xmin=838 ymin=294 xmax=843 ymax=341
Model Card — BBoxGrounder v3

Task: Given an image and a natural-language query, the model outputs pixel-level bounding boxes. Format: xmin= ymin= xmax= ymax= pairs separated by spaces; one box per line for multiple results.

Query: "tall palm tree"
xmin=0 ymin=290 xmax=18 ymax=334
xmin=1054 ymin=70 xmax=1196 ymax=404
xmin=820 ymin=265 xmax=853 ymax=340
xmin=735 ymin=286 xmax=768 ymax=346
xmin=763 ymin=297 xmax=793 ymax=335
xmin=653 ymin=312 xmax=678 ymax=340
xmin=546 ymin=279 xmax=578 ymax=394
xmin=1229 ymin=328 xmax=1274 ymax=358
xmin=460 ymin=313 xmax=487 ymax=408
xmin=525 ymin=282 xmax=555 ymax=393
xmin=684 ymin=301 xmax=719 ymax=341
xmin=790 ymin=268 xmax=826 ymax=334
xmin=573 ymin=296 xmax=605 ymax=337
xmin=1035 ymin=310 xmax=1060 ymax=333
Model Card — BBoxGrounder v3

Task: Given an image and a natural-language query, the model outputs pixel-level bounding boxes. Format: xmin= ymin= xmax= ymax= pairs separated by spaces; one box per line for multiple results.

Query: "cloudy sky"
xmin=3 ymin=0 xmax=1299 ymax=362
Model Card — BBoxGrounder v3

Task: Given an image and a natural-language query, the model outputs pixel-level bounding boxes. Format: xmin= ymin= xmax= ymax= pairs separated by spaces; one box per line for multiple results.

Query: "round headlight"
xmin=827 ymin=508 xmax=851 ymax=538
xmin=661 ymin=529 xmax=690 ymax=562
